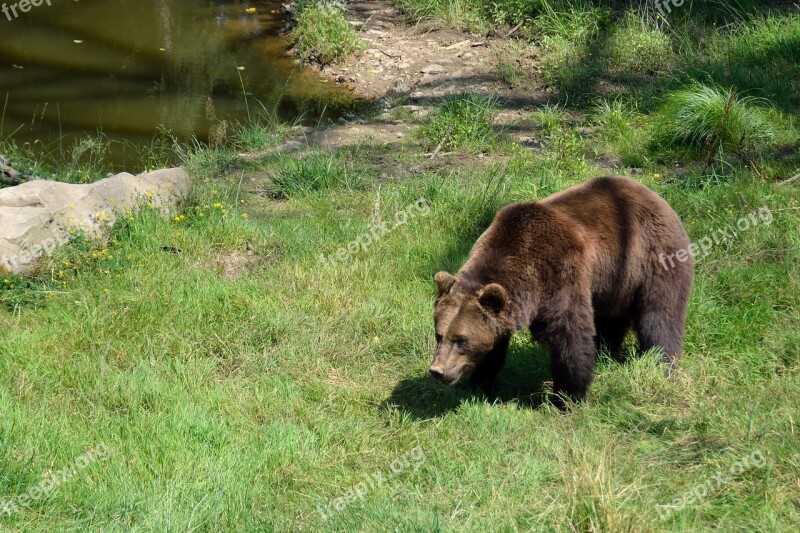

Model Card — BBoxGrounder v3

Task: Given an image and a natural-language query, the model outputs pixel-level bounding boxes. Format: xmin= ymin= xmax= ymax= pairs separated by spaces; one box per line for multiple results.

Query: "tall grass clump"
xmin=395 ymin=0 xmax=485 ymax=29
xmin=395 ymin=0 xmax=555 ymax=31
xmin=593 ymin=98 xmax=636 ymax=138
xmin=655 ymin=82 xmax=780 ymax=161
xmin=593 ymin=98 xmax=650 ymax=167
xmin=291 ymin=1 xmax=363 ymax=65
xmin=535 ymin=4 xmax=608 ymax=95
xmin=604 ymin=11 xmax=674 ymax=78
xmin=531 ymin=103 xmax=570 ymax=137
xmin=421 ymin=93 xmax=498 ymax=152
xmin=230 ymin=113 xmax=293 ymax=153
xmin=268 ymin=152 xmax=365 ymax=198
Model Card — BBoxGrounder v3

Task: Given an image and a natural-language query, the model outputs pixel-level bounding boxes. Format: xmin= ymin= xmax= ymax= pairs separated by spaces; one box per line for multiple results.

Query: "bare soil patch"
xmin=280 ymin=1 xmax=552 ymax=152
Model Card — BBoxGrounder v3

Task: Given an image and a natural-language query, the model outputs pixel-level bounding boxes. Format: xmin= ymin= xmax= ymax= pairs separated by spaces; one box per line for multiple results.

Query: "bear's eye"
xmin=435 ymin=333 xmax=443 ymax=344
xmin=453 ymin=336 xmax=468 ymax=347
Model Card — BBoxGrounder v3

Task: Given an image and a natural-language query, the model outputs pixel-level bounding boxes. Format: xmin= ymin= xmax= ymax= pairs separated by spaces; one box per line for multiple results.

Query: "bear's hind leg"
xmin=633 ymin=297 xmax=688 ymax=370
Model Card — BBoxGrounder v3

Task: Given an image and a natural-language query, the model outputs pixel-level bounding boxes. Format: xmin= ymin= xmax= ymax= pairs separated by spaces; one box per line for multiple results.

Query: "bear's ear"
xmin=434 ymin=271 xmax=456 ymax=296
xmin=478 ymin=283 xmax=508 ymax=314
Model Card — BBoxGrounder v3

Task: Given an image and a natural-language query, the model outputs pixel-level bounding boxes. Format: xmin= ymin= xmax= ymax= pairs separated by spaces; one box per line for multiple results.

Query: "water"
xmin=0 ymin=0 xmax=357 ymax=169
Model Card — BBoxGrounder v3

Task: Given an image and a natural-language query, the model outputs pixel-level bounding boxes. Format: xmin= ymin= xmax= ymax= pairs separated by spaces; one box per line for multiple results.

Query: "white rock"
xmin=0 ymin=168 xmax=192 ymax=274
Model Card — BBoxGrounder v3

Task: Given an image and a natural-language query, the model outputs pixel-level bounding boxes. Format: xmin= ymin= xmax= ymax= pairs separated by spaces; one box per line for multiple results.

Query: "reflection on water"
xmin=0 ymin=0 xmax=357 ymax=168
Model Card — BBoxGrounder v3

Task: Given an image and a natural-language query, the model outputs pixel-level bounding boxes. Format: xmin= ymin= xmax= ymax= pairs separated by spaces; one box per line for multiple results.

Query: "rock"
xmin=284 ymin=140 xmax=305 ymax=149
xmin=420 ymin=64 xmax=447 ymax=74
xmin=519 ymin=137 xmax=543 ymax=152
xmin=444 ymin=40 xmax=471 ymax=51
xmin=399 ymin=105 xmax=429 ymax=118
xmin=0 ymin=168 xmax=192 ymax=274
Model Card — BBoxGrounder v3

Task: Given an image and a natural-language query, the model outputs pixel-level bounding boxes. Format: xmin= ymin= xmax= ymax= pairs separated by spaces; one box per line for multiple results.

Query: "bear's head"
xmin=430 ymin=271 xmax=514 ymax=385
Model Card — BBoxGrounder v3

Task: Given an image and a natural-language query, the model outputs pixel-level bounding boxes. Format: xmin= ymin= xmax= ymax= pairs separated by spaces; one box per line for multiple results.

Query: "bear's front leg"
xmin=543 ymin=298 xmax=597 ymax=409
xmin=469 ymin=338 xmax=509 ymax=397
xmin=549 ymin=340 xmax=596 ymax=409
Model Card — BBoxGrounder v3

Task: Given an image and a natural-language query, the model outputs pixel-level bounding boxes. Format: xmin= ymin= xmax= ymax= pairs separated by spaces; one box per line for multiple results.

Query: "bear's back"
xmin=539 ymin=176 xmax=692 ymax=309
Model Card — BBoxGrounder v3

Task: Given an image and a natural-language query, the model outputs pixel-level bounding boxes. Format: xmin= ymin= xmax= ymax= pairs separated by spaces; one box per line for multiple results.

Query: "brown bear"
xmin=430 ymin=176 xmax=693 ymax=407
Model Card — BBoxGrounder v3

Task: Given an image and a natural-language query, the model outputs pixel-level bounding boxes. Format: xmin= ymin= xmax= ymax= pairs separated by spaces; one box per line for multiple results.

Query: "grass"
xmin=266 ymin=152 xmax=367 ymax=198
xmin=0 ymin=128 xmax=179 ymax=184
xmin=531 ymin=102 xmax=570 ymax=136
xmin=230 ymin=115 xmax=293 ymax=153
xmin=420 ymin=93 xmax=499 ymax=152
xmin=1 ymin=133 xmax=799 ymax=529
xmin=654 ymin=82 xmax=780 ymax=162
xmin=291 ymin=1 xmax=364 ymax=65
xmin=395 ymin=0 xmax=487 ymax=30
xmin=495 ymin=42 xmax=529 ymax=87
xmin=590 ymin=98 xmax=650 ymax=167
xmin=603 ymin=11 xmax=674 ymax=79
xmin=2 ymin=0 xmax=800 ymax=530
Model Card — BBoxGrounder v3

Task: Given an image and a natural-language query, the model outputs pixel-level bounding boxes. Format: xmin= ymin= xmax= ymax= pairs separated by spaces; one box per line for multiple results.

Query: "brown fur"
xmin=431 ymin=177 xmax=693 ymax=407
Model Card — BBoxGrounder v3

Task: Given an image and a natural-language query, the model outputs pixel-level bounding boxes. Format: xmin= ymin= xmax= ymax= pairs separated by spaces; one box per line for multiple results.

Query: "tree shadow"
xmin=383 ymin=340 xmax=552 ymax=420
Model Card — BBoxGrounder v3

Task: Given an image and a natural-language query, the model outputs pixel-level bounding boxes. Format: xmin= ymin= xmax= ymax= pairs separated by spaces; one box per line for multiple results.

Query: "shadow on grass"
xmin=384 ymin=342 xmax=552 ymax=420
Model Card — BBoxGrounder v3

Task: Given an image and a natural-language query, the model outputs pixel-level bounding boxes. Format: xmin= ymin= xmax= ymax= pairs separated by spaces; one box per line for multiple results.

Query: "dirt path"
xmin=278 ymin=1 xmax=553 ymax=152
xmin=333 ymin=2 xmax=547 ymax=103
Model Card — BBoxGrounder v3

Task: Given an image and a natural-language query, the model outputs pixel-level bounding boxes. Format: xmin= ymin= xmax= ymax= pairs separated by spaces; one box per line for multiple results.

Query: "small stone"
xmin=420 ymin=64 xmax=447 ymax=74
xmin=445 ymin=40 xmax=471 ymax=51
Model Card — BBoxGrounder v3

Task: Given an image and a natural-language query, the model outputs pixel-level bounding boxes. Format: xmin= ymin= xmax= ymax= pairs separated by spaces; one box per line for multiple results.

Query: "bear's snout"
xmin=428 ymin=356 xmax=467 ymax=385
xmin=429 ymin=366 xmax=445 ymax=380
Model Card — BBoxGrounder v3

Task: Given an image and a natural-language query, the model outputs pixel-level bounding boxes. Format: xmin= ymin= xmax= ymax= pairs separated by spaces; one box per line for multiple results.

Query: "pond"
xmin=0 ymin=0 xmax=358 ymax=169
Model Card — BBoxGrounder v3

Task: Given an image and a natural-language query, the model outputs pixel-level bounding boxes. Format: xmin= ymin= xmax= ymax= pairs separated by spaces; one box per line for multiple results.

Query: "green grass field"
xmin=2 ymin=1 xmax=800 ymax=531
xmin=1 ymin=142 xmax=798 ymax=531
